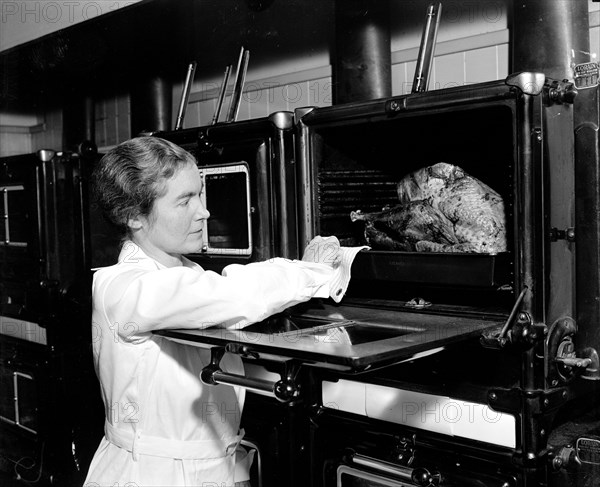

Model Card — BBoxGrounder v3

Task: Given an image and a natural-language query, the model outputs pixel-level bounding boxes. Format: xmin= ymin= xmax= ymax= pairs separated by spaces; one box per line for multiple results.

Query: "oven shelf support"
xmin=200 ymin=345 xmax=302 ymax=403
xmin=481 ymin=287 xmax=545 ymax=350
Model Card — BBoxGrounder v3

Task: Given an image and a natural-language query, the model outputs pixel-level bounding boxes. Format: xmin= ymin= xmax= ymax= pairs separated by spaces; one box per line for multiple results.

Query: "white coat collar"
xmin=116 ymin=241 xmax=200 ymax=271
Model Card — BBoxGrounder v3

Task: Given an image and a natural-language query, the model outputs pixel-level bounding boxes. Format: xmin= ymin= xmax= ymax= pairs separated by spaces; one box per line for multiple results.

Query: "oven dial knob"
xmin=273 ymin=379 xmax=300 ymax=402
xmin=411 ymin=467 xmax=441 ymax=487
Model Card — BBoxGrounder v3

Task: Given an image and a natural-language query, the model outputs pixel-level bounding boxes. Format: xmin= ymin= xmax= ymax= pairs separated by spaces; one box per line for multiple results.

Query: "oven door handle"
xmin=200 ymin=346 xmax=302 ymax=403
xmin=350 ymin=452 xmax=441 ymax=487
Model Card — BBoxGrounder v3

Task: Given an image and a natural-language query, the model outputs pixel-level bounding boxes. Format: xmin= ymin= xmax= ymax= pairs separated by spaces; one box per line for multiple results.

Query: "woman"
xmin=83 ymin=137 xmax=353 ymax=487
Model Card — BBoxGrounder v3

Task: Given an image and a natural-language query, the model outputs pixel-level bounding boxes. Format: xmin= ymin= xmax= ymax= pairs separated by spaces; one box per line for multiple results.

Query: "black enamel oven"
xmin=158 ymin=73 xmax=600 ymax=487
xmin=0 ymin=149 xmax=104 ymax=485
xmin=155 ymin=111 xmax=298 ymax=268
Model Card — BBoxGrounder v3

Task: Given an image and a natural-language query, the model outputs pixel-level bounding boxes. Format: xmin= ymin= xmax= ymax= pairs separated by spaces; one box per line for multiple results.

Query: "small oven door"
xmin=336 ymin=454 xmax=436 ymax=487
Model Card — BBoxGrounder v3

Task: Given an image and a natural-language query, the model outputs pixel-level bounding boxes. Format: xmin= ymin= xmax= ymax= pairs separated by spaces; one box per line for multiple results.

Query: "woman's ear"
xmin=127 ymin=215 xmax=144 ymax=231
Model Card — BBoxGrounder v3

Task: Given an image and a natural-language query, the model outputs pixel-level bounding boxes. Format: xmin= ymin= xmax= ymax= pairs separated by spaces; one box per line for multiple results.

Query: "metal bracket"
xmin=200 ymin=346 xmax=302 ymax=403
xmin=549 ymin=227 xmax=575 ymax=242
xmin=481 ymin=287 xmax=542 ymax=350
xmin=393 ymin=433 xmax=417 ymax=466
xmin=488 ymin=386 xmax=570 ymax=415
xmin=505 ymin=72 xmax=546 ymax=96
xmin=545 ymin=78 xmax=578 ymax=105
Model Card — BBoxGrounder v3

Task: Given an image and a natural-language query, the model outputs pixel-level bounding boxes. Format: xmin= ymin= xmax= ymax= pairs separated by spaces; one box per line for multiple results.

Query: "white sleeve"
xmin=94 ymin=258 xmax=334 ymax=339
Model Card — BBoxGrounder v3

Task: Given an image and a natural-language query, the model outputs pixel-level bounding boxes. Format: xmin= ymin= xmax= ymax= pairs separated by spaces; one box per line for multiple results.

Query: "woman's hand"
xmin=301 ymin=236 xmax=341 ymax=269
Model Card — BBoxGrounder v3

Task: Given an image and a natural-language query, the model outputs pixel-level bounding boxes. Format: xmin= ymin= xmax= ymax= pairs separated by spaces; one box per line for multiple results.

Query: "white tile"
xmin=497 ymin=44 xmax=510 ymax=79
xmin=184 ymin=102 xmax=201 ymax=129
xmin=465 ymin=46 xmax=498 ymax=83
xmin=433 ymin=52 xmax=465 ymax=90
xmin=284 ymin=81 xmax=310 ymax=111
xmin=308 ymin=77 xmax=333 ymax=107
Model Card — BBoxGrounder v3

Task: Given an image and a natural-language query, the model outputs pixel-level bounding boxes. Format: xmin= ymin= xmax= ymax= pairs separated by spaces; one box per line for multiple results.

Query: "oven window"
xmin=0 ymin=185 xmax=28 ymax=246
xmin=15 ymin=372 xmax=38 ymax=433
xmin=201 ymin=163 xmax=252 ymax=255
xmin=0 ymin=365 xmax=16 ymax=422
xmin=0 ymin=366 xmax=38 ymax=434
xmin=206 ymin=172 xmax=249 ymax=248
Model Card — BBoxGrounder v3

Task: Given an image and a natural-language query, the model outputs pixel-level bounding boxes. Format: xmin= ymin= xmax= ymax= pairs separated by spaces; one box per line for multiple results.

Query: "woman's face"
xmin=132 ymin=162 xmax=210 ymax=266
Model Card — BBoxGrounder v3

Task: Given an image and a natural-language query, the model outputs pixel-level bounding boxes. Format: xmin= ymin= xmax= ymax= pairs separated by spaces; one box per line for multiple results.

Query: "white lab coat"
xmin=84 ymin=242 xmax=334 ymax=487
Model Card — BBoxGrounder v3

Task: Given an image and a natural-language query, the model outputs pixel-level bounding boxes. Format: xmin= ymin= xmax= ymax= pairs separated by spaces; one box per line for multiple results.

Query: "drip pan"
xmin=350 ymin=250 xmax=511 ymax=288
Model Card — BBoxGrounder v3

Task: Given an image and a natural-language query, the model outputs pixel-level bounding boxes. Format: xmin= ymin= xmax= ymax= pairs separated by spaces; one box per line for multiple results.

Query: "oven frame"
xmin=295 ymin=77 xmax=556 ymax=326
xmin=155 ymin=74 xmax=596 ymax=487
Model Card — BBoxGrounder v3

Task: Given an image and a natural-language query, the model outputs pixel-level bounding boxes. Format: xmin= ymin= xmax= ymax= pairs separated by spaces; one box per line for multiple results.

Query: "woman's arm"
xmin=94 ymin=258 xmax=334 ymax=339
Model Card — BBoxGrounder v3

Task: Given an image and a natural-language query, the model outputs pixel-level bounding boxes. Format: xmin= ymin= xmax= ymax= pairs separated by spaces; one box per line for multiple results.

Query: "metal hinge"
xmin=549 ymin=227 xmax=575 ymax=242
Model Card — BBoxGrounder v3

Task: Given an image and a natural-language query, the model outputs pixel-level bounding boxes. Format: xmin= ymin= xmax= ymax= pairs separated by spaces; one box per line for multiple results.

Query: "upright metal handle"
xmin=175 ymin=61 xmax=197 ymax=130
xmin=200 ymin=346 xmax=301 ymax=403
xmin=212 ymin=65 xmax=232 ymax=125
xmin=412 ymin=3 xmax=442 ymax=93
xmin=227 ymin=47 xmax=250 ymax=122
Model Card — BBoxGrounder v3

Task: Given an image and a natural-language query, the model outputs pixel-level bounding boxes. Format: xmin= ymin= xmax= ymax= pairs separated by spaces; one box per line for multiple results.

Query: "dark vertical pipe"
xmin=130 ymin=75 xmax=173 ymax=136
xmin=333 ymin=0 xmax=391 ymax=104
xmin=511 ymin=0 xmax=590 ymax=81
xmin=63 ymin=94 xmax=95 ymax=150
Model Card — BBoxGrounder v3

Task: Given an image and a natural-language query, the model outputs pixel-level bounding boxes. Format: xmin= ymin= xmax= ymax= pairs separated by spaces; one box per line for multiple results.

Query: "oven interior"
xmin=308 ymin=103 xmax=516 ymax=314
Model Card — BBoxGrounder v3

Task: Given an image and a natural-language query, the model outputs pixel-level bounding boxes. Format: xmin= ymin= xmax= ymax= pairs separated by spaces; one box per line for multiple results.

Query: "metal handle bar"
xmin=200 ymin=346 xmax=301 ymax=403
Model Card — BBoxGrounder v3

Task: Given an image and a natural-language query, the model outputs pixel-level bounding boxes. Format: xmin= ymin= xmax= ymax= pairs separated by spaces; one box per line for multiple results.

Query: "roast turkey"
xmin=350 ymin=200 xmax=458 ymax=252
xmin=351 ymin=163 xmax=507 ymax=254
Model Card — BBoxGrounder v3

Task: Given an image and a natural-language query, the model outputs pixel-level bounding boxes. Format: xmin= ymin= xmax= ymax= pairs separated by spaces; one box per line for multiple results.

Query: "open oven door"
xmin=155 ymin=298 xmax=506 ymax=402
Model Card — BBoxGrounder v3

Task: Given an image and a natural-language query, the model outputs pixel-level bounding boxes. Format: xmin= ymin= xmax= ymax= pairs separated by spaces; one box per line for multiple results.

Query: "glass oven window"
xmin=200 ymin=163 xmax=252 ymax=256
xmin=0 ymin=366 xmax=38 ymax=434
xmin=0 ymin=185 xmax=27 ymax=247
xmin=0 ymin=365 xmax=16 ymax=423
xmin=15 ymin=372 xmax=38 ymax=433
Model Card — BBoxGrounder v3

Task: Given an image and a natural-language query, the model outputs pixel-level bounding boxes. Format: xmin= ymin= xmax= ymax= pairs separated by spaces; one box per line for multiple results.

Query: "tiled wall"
xmin=94 ymin=93 xmax=130 ymax=149
xmin=31 ymin=109 xmax=63 ymax=152
xmin=0 ymin=110 xmax=62 ymax=157
xmin=1 ymin=5 xmax=598 ymax=156
xmin=92 ymin=4 xmax=599 ymax=147
xmin=162 ymin=29 xmax=511 ymax=132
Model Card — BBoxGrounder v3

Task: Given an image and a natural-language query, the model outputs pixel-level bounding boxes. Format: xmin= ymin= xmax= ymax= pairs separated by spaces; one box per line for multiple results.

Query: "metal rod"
xmin=498 ymin=286 xmax=529 ymax=339
xmin=175 ymin=61 xmax=197 ymax=130
xmin=351 ymin=453 xmax=414 ymax=482
xmin=211 ymin=64 xmax=232 ymax=125
xmin=212 ymin=370 xmax=276 ymax=396
xmin=412 ymin=3 xmax=442 ymax=93
xmin=227 ymin=47 xmax=250 ymax=122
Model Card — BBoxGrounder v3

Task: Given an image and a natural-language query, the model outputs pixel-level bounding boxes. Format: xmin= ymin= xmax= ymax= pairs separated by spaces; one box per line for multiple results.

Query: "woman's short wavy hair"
xmin=93 ymin=136 xmax=197 ymax=239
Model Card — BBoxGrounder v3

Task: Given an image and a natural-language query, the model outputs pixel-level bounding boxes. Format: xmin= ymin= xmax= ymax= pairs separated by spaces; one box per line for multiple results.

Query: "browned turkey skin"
xmin=351 ymin=163 xmax=507 ymax=254
xmin=350 ymin=200 xmax=458 ymax=252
